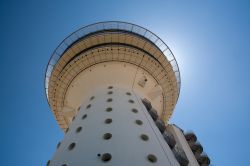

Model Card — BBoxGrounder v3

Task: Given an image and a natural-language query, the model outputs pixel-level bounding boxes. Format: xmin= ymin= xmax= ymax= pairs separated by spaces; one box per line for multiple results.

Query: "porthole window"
xmin=86 ymin=104 xmax=91 ymax=109
xmin=107 ymin=98 xmax=113 ymax=102
xmin=103 ymin=133 xmax=112 ymax=140
xmin=68 ymin=142 xmax=76 ymax=151
xmin=135 ymin=120 xmax=143 ymax=125
xmin=132 ymin=108 xmax=138 ymax=113
xmin=129 ymin=99 xmax=134 ymax=103
xmin=101 ymin=153 xmax=112 ymax=162
xmin=90 ymin=96 xmax=95 ymax=100
xmin=106 ymin=107 xmax=113 ymax=112
xmin=126 ymin=92 xmax=131 ymax=96
xmin=140 ymin=134 xmax=149 ymax=141
xmin=105 ymin=118 xmax=112 ymax=124
xmin=147 ymin=154 xmax=157 ymax=163
xmin=107 ymin=91 xmax=113 ymax=95
xmin=82 ymin=114 xmax=87 ymax=119
xmin=76 ymin=126 xmax=82 ymax=133
xmin=108 ymin=86 xmax=113 ymax=89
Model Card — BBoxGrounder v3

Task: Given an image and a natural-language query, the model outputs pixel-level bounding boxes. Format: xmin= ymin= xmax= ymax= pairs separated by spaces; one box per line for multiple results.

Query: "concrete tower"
xmin=45 ymin=22 xmax=210 ymax=166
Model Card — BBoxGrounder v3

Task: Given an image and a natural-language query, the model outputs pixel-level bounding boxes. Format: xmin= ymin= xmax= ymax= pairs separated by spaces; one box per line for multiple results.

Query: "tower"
xmin=45 ymin=21 xmax=210 ymax=166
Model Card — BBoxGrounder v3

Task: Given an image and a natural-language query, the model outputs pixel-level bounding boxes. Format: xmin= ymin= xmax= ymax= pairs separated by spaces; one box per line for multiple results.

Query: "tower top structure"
xmin=45 ymin=21 xmax=181 ymax=131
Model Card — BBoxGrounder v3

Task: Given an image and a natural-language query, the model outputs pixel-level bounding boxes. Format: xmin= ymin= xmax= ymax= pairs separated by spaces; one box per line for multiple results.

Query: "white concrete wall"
xmin=48 ymin=87 xmax=179 ymax=166
xmin=166 ymin=125 xmax=199 ymax=166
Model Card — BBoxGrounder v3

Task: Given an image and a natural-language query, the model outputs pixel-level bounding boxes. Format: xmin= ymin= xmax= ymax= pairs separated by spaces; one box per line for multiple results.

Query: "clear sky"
xmin=0 ymin=0 xmax=249 ymax=165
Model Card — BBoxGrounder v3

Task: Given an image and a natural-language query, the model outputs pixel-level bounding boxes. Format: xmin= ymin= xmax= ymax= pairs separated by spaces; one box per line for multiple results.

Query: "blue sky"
xmin=0 ymin=0 xmax=249 ymax=165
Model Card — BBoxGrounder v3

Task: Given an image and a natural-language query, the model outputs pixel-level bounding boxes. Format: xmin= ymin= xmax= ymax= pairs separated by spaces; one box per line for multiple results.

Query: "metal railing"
xmin=45 ymin=21 xmax=181 ymax=101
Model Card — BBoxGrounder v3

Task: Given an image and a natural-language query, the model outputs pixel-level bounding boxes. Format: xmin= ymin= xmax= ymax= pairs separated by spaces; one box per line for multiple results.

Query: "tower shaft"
xmin=49 ymin=87 xmax=179 ymax=166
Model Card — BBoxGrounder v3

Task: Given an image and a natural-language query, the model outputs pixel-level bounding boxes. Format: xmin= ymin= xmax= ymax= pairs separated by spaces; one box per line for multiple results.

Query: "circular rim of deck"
xmin=45 ymin=21 xmax=181 ymax=103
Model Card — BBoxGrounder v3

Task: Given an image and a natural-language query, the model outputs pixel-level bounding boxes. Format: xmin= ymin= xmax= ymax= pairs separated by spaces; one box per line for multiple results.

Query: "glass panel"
xmin=104 ymin=22 xmax=115 ymax=30
xmin=117 ymin=22 xmax=126 ymax=30
xmin=176 ymin=71 xmax=180 ymax=78
xmin=123 ymin=23 xmax=133 ymax=31
xmin=140 ymin=28 xmax=147 ymax=36
xmin=159 ymin=44 xmax=167 ymax=52
xmin=163 ymin=49 xmax=174 ymax=61
xmin=64 ymin=36 xmax=73 ymax=46
xmin=45 ymin=77 xmax=50 ymax=84
xmin=61 ymin=42 xmax=68 ymax=52
xmin=155 ymin=39 xmax=163 ymax=48
xmin=78 ymin=27 xmax=89 ymax=36
xmin=170 ymin=60 xmax=177 ymax=68
xmin=145 ymin=31 xmax=155 ymax=42
xmin=70 ymin=33 xmax=78 ymax=42
xmin=45 ymin=70 xmax=51 ymax=78
xmin=86 ymin=25 xmax=94 ymax=34
xmin=132 ymin=25 xmax=141 ymax=34
xmin=94 ymin=23 xmax=103 ymax=32
xmin=52 ymin=53 xmax=60 ymax=62
xmin=73 ymin=31 xmax=80 ymax=39
xmin=55 ymin=47 xmax=64 ymax=56
xmin=172 ymin=64 xmax=178 ymax=71
xmin=132 ymin=26 xmax=146 ymax=36
xmin=46 ymin=65 xmax=53 ymax=77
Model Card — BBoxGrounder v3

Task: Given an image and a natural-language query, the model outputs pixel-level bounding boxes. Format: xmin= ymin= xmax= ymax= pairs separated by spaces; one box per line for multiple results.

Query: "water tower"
xmin=45 ymin=21 xmax=209 ymax=166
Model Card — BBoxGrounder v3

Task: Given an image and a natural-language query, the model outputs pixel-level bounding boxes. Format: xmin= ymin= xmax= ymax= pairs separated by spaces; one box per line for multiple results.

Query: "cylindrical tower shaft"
xmin=48 ymin=87 xmax=179 ymax=166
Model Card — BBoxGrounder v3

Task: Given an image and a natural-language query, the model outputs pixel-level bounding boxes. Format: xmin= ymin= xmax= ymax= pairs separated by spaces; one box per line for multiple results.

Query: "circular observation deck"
xmin=45 ymin=21 xmax=181 ymax=131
